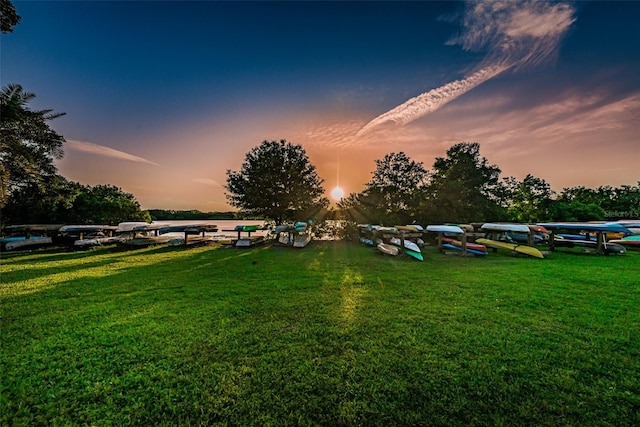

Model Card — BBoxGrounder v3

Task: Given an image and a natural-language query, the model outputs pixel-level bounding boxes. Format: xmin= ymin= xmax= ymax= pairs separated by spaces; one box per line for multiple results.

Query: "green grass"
xmin=1 ymin=242 xmax=639 ymax=426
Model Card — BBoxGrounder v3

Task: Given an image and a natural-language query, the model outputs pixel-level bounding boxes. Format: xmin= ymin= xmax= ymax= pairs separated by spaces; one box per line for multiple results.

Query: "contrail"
xmin=66 ymin=139 xmax=160 ymax=166
xmin=357 ymin=0 xmax=576 ymax=136
xmin=357 ymin=64 xmax=508 ymax=135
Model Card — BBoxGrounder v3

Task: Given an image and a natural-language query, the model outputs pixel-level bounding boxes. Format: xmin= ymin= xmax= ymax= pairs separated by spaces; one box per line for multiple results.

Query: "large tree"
xmin=503 ymin=174 xmax=555 ymax=222
xmin=1 ymin=84 xmax=65 ymax=207
xmin=425 ymin=142 xmax=504 ymax=223
xmin=225 ymin=140 xmax=328 ymax=223
xmin=0 ymin=0 xmax=21 ymax=33
xmin=340 ymin=152 xmax=428 ymax=225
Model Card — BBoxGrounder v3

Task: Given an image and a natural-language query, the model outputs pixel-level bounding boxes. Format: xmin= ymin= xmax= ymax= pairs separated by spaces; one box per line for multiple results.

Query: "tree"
xmin=70 ymin=184 xmax=151 ymax=224
xmin=1 ymin=0 xmax=21 ymax=34
xmin=340 ymin=152 xmax=428 ymax=225
xmin=504 ymin=174 xmax=555 ymax=222
xmin=1 ymin=84 xmax=65 ymax=207
xmin=2 ymin=175 xmax=82 ymax=224
xmin=425 ymin=142 xmax=504 ymax=223
xmin=225 ymin=140 xmax=328 ymax=223
xmin=2 ymin=178 xmax=150 ymax=225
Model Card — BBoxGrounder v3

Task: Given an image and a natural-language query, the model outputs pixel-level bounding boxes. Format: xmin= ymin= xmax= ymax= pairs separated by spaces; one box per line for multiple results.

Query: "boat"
xmin=117 ymin=224 xmax=171 ymax=247
xmin=390 ymin=237 xmax=423 ymax=261
xmin=476 ymin=238 xmax=544 ymax=259
xmin=608 ymin=235 xmax=640 ymax=247
xmin=359 ymin=237 xmax=375 ymax=246
xmin=445 ymin=223 xmax=474 ymax=232
xmin=481 ymin=223 xmax=531 ymax=233
xmin=236 ymin=235 xmax=266 ymax=247
xmin=426 ymin=225 xmax=465 ymax=234
xmin=536 ymin=222 xmax=633 ymax=235
xmin=1 ymin=224 xmax=62 ymax=251
xmin=527 ymin=225 xmax=549 ymax=234
xmin=377 ymin=243 xmax=399 ymax=256
xmin=441 ymin=243 xmax=487 ymax=256
xmin=507 ymin=231 xmax=545 ymax=244
xmin=3 ymin=236 xmax=53 ymax=251
xmin=292 ymin=232 xmax=312 ymax=248
xmin=441 ymin=237 xmax=487 ymax=253
xmin=395 ymin=224 xmax=424 ymax=233
xmin=553 ymin=237 xmax=627 ymax=254
xmin=376 ymin=226 xmax=399 ymax=236
xmin=57 ymin=224 xmax=119 ymax=247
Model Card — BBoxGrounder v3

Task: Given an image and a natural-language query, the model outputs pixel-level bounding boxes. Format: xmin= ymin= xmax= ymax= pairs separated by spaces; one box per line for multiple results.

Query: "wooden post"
xmin=549 ymin=231 xmax=556 ymax=251
xmin=461 ymin=232 xmax=468 ymax=256
xmin=527 ymin=232 xmax=534 ymax=247
xmin=596 ymin=231 xmax=604 ymax=255
xmin=437 ymin=233 xmax=443 ymax=252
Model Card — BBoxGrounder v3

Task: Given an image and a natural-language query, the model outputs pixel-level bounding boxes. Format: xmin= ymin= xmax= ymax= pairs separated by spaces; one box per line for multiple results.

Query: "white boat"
xmin=4 ymin=236 xmax=53 ymax=251
xmin=426 ymin=225 xmax=465 ymax=234
xmin=292 ymin=232 xmax=311 ymax=248
xmin=117 ymin=224 xmax=170 ymax=247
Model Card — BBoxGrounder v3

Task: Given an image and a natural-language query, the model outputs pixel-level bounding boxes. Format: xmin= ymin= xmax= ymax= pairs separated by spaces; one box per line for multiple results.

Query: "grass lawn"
xmin=1 ymin=241 xmax=639 ymax=426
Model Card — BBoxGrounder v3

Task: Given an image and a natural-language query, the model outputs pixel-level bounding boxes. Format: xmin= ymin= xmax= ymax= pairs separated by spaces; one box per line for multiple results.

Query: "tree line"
xmin=335 ymin=143 xmax=639 ymax=226
xmin=224 ymin=140 xmax=639 ymax=227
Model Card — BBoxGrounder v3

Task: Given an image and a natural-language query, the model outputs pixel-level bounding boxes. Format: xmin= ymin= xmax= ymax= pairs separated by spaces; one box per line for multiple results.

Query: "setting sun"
xmin=330 ymin=186 xmax=345 ymax=201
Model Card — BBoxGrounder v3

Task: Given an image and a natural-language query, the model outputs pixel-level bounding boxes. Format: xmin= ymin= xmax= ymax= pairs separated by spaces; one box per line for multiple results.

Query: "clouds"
xmin=66 ymin=140 xmax=160 ymax=166
xmin=358 ymin=0 xmax=577 ymax=135
xmin=453 ymin=0 xmax=576 ymax=70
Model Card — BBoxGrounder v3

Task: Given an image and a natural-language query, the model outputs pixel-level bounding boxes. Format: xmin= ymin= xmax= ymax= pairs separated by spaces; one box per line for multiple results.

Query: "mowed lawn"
xmin=1 ymin=241 xmax=638 ymax=426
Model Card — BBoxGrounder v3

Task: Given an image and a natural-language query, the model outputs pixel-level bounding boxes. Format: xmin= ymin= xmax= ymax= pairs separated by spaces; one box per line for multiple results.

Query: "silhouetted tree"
xmin=1 ymin=84 xmax=65 ymax=207
xmin=425 ymin=142 xmax=504 ymax=223
xmin=225 ymin=140 xmax=328 ymax=223
xmin=0 ymin=0 xmax=21 ymax=34
xmin=503 ymin=174 xmax=555 ymax=222
xmin=340 ymin=152 xmax=428 ymax=225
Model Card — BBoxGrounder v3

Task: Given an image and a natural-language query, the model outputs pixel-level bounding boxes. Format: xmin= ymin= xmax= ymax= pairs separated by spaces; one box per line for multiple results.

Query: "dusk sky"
xmin=2 ymin=1 xmax=639 ymax=211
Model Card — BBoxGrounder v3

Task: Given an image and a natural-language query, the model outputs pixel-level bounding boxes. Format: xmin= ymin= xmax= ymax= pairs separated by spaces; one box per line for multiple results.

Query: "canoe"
xmin=376 ymin=226 xmax=399 ymax=235
xmin=476 ymin=238 xmax=544 ymax=259
xmin=527 ymin=225 xmax=549 ymax=233
xmin=293 ymin=232 xmax=311 ymax=248
xmin=442 ymin=243 xmax=487 ymax=256
xmin=554 ymin=237 xmax=628 ymax=254
xmin=4 ymin=236 xmax=53 ymax=251
xmin=445 ymin=223 xmax=474 ymax=232
xmin=116 ymin=222 xmax=152 ymax=232
xmin=441 ymin=237 xmax=487 ymax=253
xmin=557 ymin=234 xmax=596 ymax=241
xmin=293 ymin=222 xmax=308 ymax=232
xmin=359 ymin=237 xmax=375 ymax=246
xmin=537 ymin=222 xmax=633 ymax=234
xmin=395 ymin=225 xmax=424 ymax=232
xmin=608 ymin=238 xmax=640 ymax=247
xmin=481 ymin=223 xmax=531 ymax=233
xmin=426 ymin=225 xmax=465 ymax=234
xmin=390 ymin=237 xmax=424 ymax=261
xmin=377 ymin=243 xmax=399 ymax=256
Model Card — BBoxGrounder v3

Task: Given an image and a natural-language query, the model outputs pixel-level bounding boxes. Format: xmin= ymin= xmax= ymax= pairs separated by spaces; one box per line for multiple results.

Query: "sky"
xmin=2 ymin=0 xmax=639 ymax=212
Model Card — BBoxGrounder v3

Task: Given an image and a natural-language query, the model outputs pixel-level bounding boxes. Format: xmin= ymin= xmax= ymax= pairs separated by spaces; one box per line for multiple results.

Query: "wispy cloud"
xmin=66 ymin=139 xmax=160 ymax=166
xmin=192 ymin=178 xmax=221 ymax=187
xmin=358 ymin=0 xmax=576 ymax=135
